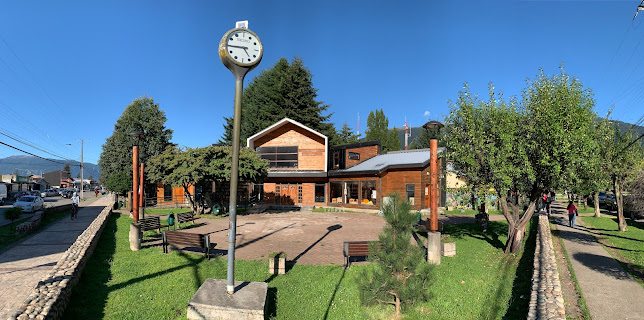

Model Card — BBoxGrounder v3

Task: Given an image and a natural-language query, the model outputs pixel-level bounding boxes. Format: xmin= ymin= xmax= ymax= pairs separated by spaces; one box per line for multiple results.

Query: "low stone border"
xmin=8 ymin=196 xmax=116 ymax=320
xmin=528 ymin=213 xmax=565 ymax=320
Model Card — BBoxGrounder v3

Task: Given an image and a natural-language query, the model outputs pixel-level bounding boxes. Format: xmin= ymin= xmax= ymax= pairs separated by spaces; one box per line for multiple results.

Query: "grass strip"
xmin=0 ymin=208 xmax=71 ymax=250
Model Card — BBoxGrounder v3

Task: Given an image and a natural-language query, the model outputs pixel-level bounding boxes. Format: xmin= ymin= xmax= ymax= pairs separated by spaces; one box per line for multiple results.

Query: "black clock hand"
xmin=243 ymin=48 xmax=250 ymax=57
xmin=228 ymin=45 xmax=248 ymax=49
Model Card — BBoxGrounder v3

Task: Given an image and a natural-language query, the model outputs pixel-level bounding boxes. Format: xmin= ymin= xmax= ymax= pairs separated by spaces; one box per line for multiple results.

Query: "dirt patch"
xmin=550 ymin=222 xmax=584 ymax=319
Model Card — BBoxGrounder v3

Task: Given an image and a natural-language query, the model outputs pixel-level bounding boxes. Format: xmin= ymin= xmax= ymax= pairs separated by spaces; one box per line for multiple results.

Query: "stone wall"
xmin=528 ymin=213 xmax=565 ymax=320
xmin=8 ymin=196 xmax=115 ymax=320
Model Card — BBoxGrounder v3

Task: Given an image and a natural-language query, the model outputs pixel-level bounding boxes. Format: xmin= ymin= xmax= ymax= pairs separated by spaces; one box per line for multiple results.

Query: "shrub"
xmin=4 ymin=207 xmax=22 ymax=227
xmin=357 ymin=193 xmax=433 ymax=315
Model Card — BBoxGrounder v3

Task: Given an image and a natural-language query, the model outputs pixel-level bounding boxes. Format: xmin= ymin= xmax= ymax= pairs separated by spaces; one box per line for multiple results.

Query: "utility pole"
xmin=76 ymin=139 xmax=87 ymax=199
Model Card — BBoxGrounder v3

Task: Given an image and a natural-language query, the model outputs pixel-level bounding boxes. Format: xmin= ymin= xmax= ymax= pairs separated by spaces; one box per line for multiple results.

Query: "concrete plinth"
xmin=427 ymin=231 xmax=441 ymax=265
xmin=442 ymin=242 xmax=456 ymax=257
xmin=129 ymin=223 xmax=141 ymax=251
xmin=187 ymin=279 xmax=268 ymax=320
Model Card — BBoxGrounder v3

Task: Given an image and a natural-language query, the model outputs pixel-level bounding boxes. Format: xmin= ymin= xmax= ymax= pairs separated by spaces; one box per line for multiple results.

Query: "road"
xmin=0 ymin=194 xmax=92 ymax=227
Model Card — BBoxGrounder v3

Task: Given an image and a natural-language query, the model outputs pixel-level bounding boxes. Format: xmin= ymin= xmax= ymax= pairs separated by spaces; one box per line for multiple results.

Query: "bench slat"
xmin=343 ymin=241 xmax=380 ymax=269
xmin=163 ymin=230 xmax=215 ymax=260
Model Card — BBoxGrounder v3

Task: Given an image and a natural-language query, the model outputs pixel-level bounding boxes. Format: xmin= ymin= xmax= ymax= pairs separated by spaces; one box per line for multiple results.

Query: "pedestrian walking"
xmin=95 ymin=189 xmax=98 ymax=197
xmin=567 ymin=201 xmax=578 ymax=227
xmin=71 ymin=192 xmax=80 ymax=220
xmin=545 ymin=192 xmax=553 ymax=216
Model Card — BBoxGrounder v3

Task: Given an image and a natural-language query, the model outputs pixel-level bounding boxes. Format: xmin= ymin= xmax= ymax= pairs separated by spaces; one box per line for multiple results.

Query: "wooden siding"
xmin=345 ymin=145 xmax=379 ymax=168
xmin=253 ymin=123 xmax=326 ymax=171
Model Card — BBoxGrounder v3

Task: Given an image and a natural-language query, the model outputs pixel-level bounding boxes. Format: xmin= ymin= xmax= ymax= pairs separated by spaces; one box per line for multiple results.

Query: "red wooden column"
xmin=132 ymin=145 xmax=139 ymax=222
xmin=430 ymin=138 xmax=439 ymax=231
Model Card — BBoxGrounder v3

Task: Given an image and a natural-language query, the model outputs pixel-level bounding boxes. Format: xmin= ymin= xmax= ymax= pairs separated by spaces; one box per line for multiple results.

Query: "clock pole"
xmin=218 ymin=24 xmax=263 ymax=295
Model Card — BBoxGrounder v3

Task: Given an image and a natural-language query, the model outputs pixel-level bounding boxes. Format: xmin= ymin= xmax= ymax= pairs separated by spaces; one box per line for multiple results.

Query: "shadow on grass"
xmin=501 ymin=216 xmax=537 ymax=319
xmin=444 ymin=221 xmax=506 ymax=250
xmin=62 ymin=212 xmax=119 ymax=320
xmin=323 ymin=267 xmax=347 ymax=320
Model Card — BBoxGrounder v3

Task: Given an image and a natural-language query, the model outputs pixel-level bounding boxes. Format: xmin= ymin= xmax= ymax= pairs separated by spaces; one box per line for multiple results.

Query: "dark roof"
xmin=330 ymin=141 xmax=380 ymax=150
xmin=328 ymin=148 xmax=444 ymax=176
xmin=267 ymin=171 xmax=328 ymax=178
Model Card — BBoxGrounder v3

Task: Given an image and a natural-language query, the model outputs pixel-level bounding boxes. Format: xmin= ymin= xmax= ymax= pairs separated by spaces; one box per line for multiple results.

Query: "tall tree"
xmin=365 ymin=109 xmax=399 ymax=153
xmin=146 ymin=145 xmax=268 ymax=214
xmin=62 ymin=164 xmax=71 ymax=178
xmin=598 ymin=117 xmax=644 ymax=231
xmin=337 ymin=121 xmax=361 ymax=145
xmin=219 ymin=57 xmax=338 ymax=146
xmin=98 ymin=96 xmax=173 ymax=187
xmin=445 ymin=68 xmax=597 ymax=254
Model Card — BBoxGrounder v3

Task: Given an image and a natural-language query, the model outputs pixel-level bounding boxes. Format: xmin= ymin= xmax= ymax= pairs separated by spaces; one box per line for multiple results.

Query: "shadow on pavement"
xmin=289 ymin=224 xmax=342 ymax=269
xmin=572 ymin=252 xmax=632 ymax=280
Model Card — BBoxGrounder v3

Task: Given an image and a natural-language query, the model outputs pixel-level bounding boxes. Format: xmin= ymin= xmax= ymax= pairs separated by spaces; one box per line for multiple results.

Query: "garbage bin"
xmin=118 ymin=201 xmax=124 ymax=209
xmin=213 ymin=204 xmax=221 ymax=214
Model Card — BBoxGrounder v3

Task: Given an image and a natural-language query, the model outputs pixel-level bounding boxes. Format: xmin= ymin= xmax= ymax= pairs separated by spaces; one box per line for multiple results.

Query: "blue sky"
xmin=0 ymin=1 xmax=643 ymax=168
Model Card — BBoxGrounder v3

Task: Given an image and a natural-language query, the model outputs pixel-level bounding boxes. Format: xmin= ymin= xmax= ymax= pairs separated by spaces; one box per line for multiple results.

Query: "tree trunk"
xmin=614 ymin=178 xmax=627 ymax=232
xmin=504 ymin=200 xmax=535 ymax=254
xmin=593 ymin=192 xmax=601 ymax=217
xmin=394 ymin=294 xmax=400 ymax=315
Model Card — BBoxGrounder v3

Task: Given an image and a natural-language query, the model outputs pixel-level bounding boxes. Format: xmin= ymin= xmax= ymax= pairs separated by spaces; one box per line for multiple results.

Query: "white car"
xmin=40 ymin=189 xmax=57 ymax=197
xmin=12 ymin=196 xmax=44 ymax=213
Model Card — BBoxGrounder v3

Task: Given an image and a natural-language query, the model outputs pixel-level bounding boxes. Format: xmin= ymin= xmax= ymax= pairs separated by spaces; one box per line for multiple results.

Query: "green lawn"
xmin=144 ymin=207 xmax=192 ymax=215
xmin=0 ymin=208 xmax=71 ymax=250
xmin=581 ymin=216 xmax=644 ymax=274
xmin=64 ymin=214 xmax=536 ymax=319
xmin=442 ymin=209 xmax=503 ymax=215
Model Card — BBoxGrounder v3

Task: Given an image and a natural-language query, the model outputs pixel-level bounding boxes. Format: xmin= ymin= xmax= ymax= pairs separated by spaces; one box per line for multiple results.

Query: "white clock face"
xmin=226 ymin=30 xmax=262 ymax=65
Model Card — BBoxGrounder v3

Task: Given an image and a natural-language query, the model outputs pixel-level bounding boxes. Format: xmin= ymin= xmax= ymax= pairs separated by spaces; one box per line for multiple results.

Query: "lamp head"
xmin=422 ymin=121 xmax=444 ymax=140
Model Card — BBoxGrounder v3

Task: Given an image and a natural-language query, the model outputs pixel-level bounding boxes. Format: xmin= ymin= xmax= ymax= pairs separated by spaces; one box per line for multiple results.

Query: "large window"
xmin=315 ymin=183 xmax=325 ymax=203
xmin=347 ymin=181 xmax=359 ymax=204
xmin=361 ymin=180 xmax=377 ymax=205
xmin=406 ymin=184 xmax=415 ymax=205
xmin=256 ymin=146 xmax=298 ymax=168
xmin=330 ymin=182 xmax=343 ymax=203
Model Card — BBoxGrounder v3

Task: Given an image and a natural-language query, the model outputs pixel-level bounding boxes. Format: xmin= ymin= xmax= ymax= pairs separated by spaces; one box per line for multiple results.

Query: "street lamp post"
xmin=139 ymin=152 xmax=147 ymax=220
xmin=423 ymin=120 xmax=444 ymax=265
xmin=129 ymin=131 xmax=144 ymax=222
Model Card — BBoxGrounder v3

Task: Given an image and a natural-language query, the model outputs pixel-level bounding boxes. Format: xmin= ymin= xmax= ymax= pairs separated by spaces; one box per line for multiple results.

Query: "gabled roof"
xmin=246 ymin=118 xmax=327 ymax=149
xmin=328 ymin=148 xmax=444 ymax=176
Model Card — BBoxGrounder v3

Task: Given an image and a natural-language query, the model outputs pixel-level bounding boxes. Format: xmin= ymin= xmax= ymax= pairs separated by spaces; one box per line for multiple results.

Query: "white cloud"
xmin=423 ymin=111 xmax=430 ymax=117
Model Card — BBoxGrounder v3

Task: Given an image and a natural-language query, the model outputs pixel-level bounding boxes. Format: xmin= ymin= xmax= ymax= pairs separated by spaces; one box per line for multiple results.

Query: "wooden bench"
xmin=139 ymin=216 xmax=169 ymax=235
xmin=162 ymin=230 xmax=216 ymax=259
xmin=176 ymin=212 xmax=197 ymax=229
xmin=343 ymin=241 xmax=380 ymax=269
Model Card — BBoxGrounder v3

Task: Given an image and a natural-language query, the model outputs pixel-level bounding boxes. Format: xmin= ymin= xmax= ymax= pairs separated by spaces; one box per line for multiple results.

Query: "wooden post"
xmin=132 ymin=145 xmax=139 ymax=222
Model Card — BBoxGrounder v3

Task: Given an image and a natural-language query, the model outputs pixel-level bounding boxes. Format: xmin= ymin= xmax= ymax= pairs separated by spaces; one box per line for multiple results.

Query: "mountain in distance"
xmin=0 ymin=155 xmax=101 ymax=179
xmin=391 ymin=118 xmax=644 ymax=150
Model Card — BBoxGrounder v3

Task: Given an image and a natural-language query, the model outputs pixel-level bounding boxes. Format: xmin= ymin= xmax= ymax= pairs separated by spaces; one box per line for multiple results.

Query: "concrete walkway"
xmin=0 ymin=196 xmax=111 ymax=319
xmin=550 ymin=201 xmax=644 ymax=320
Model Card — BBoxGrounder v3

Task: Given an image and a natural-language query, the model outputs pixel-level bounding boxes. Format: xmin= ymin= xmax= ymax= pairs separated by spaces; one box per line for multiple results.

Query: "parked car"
xmin=605 ymin=193 xmax=617 ymax=211
xmin=61 ymin=190 xmax=74 ymax=198
xmin=598 ymin=192 xmax=607 ymax=205
xmin=0 ymin=184 xmax=6 ymax=205
xmin=12 ymin=196 xmax=44 ymax=213
xmin=13 ymin=191 xmax=30 ymax=201
xmin=28 ymin=191 xmax=41 ymax=197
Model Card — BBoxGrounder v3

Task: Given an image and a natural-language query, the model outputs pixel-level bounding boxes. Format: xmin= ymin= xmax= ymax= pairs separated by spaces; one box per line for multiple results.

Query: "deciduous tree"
xmin=98 ymin=96 xmax=173 ymax=187
xmin=146 ymin=145 xmax=268 ymax=214
xmin=445 ymin=68 xmax=597 ymax=253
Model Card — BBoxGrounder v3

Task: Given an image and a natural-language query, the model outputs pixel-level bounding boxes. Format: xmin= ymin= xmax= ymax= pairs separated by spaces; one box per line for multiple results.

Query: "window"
xmin=348 ymin=152 xmax=360 ymax=160
xmin=298 ymin=185 xmax=303 ymax=203
xmin=330 ymin=182 xmax=343 ymax=203
xmin=361 ymin=180 xmax=377 ymax=205
xmin=164 ymin=184 xmax=172 ymax=202
xmin=406 ymin=184 xmax=415 ymax=205
xmin=347 ymin=181 xmax=359 ymax=204
xmin=256 ymin=146 xmax=298 ymax=168
xmin=315 ymin=183 xmax=325 ymax=203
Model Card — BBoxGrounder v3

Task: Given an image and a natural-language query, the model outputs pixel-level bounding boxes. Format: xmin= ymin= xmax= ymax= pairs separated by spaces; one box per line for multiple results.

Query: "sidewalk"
xmin=0 ymin=196 xmax=111 ymax=319
xmin=550 ymin=201 xmax=644 ymax=320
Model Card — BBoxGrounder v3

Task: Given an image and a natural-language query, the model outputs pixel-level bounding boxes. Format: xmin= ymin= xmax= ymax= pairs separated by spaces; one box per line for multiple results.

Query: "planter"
xmin=269 ymin=252 xmax=286 ymax=275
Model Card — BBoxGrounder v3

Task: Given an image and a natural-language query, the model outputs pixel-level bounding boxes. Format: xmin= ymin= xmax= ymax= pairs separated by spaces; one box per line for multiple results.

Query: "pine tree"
xmin=219 ymin=57 xmax=338 ymax=146
xmin=338 ymin=121 xmax=361 ymax=145
xmin=62 ymin=164 xmax=71 ymax=178
xmin=365 ymin=109 xmax=400 ymax=153
xmin=357 ymin=193 xmax=433 ymax=315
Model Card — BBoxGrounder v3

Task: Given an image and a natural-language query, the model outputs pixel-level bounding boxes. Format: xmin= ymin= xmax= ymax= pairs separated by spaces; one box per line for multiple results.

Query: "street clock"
xmin=219 ymin=27 xmax=263 ymax=77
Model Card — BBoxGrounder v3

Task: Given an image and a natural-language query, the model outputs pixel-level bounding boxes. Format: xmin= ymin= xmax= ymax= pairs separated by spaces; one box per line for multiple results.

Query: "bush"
xmin=357 ymin=193 xmax=433 ymax=315
xmin=4 ymin=207 xmax=22 ymax=226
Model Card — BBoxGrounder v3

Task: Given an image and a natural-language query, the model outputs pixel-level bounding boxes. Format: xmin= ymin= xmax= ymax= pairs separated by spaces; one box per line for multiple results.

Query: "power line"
xmin=0 ymin=140 xmax=78 ymax=166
